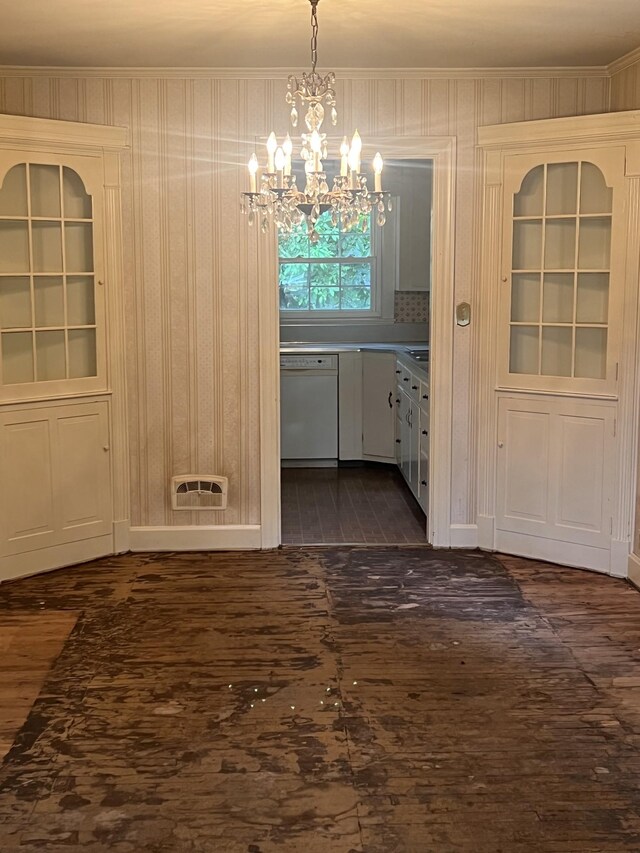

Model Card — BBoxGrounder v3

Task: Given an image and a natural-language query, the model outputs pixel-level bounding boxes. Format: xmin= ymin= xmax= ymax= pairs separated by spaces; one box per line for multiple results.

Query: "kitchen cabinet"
xmin=362 ymin=351 xmax=396 ymax=460
xmin=395 ymin=356 xmax=429 ymax=515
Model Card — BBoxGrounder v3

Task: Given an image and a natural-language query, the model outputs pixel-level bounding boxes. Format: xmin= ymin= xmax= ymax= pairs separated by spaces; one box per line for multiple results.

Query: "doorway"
xmin=279 ymin=157 xmax=431 ymax=545
xmin=255 ymin=137 xmax=457 ymax=548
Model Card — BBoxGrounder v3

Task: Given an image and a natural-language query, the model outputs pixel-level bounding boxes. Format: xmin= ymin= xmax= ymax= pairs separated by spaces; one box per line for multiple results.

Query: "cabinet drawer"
xmin=408 ymin=373 xmax=420 ymax=402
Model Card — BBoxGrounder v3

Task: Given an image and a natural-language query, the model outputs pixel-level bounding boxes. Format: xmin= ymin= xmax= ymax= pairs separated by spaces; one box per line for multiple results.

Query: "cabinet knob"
xmin=497 ymin=441 xmax=504 ymax=448
xmin=421 ymin=480 xmax=427 ymax=486
xmin=395 ymin=438 xmax=401 ymax=444
xmin=411 ymin=385 xmax=418 ymax=390
xmin=395 ymin=369 xmax=401 ymax=374
xmin=421 ymin=430 xmax=428 ymax=435
xmin=422 ymin=394 xmax=428 ymax=400
xmin=403 ymin=377 xmax=409 ymax=382
xmin=103 ymin=446 xmax=110 ymax=452
xmin=396 ymin=398 xmax=400 ymax=404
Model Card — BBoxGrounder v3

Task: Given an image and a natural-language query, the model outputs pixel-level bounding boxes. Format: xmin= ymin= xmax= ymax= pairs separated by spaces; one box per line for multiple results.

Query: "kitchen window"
xmin=279 ymin=210 xmax=380 ymax=316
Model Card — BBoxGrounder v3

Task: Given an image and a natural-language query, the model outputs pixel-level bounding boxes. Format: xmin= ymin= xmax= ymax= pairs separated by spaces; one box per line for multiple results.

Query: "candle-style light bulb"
xmin=248 ymin=153 xmax=259 ymax=193
xmin=283 ymin=133 xmax=293 ymax=176
xmin=340 ymin=136 xmax=349 ymax=177
xmin=275 ymin=146 xmax=286 ymax=188
xmin=350 ymin=130 xmax=362 ymax=171
xmin=373 ymin=152 xmax=384 ymax=192
xmin=266 ymin=132 xmax=277 ymax=173
xmin=348 ymin=144 xmax=359 ymax=189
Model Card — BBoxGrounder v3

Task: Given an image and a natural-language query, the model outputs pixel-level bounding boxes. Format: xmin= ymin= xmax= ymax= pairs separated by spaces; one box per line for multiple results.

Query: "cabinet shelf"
xmin=0 ymin=216 xmax=93 ymax=223
xmin=513 ymin=213 xmax=612 ymax=221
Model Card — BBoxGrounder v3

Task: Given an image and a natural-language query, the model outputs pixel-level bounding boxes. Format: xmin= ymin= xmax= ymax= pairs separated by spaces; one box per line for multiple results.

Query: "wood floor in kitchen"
xmin=1 ymin=547 xmax=640 ymax=851
xmin=281 ymin=465 xmax=427 ymax=544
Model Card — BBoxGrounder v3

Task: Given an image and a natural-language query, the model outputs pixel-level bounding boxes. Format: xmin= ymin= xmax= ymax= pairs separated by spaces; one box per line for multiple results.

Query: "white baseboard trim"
xmin=628 ymin=552 xmax=640 ymax=590
xmin=610 ymin=539 xmax=630 ymax=578
xmin=495 ymin=530 xmax=610 ymax=574
xmin=449 ymin=524 xmax=478 ymax=548
xmin=477 ymin=515 xmax=495 ymax=551
xmin=113 ymin=519 xmax=130 ymax=554
xmin=128 ymin=524 xmax=262 ymax=552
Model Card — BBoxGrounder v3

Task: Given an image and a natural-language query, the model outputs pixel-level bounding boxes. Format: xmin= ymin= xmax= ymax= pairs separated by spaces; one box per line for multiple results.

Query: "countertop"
xmin=280 ymin=341 xmax=429 ymax=369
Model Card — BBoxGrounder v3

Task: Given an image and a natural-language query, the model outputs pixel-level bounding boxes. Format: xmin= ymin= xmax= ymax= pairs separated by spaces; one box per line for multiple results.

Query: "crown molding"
xmin=607 ymin=44 xmax=640 ymax=77
xmin=0 ymin=64 xmax=611 ymax=81
xmin=478 ymin=108 xmax=640 ymax=149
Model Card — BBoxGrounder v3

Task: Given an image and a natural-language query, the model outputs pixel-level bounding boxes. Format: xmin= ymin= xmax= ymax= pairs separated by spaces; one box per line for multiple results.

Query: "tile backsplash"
xmin=395 ymin=291 xmax=429 ymax=324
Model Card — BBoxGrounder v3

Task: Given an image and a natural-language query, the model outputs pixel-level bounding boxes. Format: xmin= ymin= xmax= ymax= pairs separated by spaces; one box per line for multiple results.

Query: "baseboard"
xmin=281 ymin=459 xmax=338 ymax=468
xmin=128 ymin=524 xmax=262 ymax=552
xmin=449 ymin=524 xmax=478 ymax=548
xmin=628 ymin=552 xmax=640 ymax=590
xmin=610 ymin=539 xmax=630 ymax=578
xmin=113 ymin=519 xmax=130 ymax=554
xmin=477 ymin=515 xmax=495 ymax=550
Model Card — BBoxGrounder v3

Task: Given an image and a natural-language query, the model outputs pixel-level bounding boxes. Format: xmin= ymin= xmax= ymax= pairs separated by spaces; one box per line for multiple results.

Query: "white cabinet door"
xmin=398 ymin=389 xmax=412 ymax=484
xmin=496 ymin=396 xmax=614 ymax=570
xmin=0 ymin=400 xmax=113 ymax=576
xmin=55 ymin=405 xmax=112 ymax=542
xmin=408 ymin=401 xmax=419 ymax=496
xmin=362 ymin=351 xmax=396 ymax=460
xmin=0 ymin=413 xmax=56 ymax=553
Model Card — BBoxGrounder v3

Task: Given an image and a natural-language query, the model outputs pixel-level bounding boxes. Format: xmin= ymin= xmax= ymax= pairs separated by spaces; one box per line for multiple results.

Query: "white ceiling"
xmin=1 ymin=0 xmax=640 ymax=70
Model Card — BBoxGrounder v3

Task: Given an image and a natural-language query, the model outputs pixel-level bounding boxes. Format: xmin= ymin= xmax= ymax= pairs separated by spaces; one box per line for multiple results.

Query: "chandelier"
xmin=241 ymin=0 xmax=390 ymax=239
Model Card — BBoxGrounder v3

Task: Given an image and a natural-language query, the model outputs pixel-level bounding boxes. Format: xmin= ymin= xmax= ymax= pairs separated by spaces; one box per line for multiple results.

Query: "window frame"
xmin=278 ymin=210 xmax=384 ymax=321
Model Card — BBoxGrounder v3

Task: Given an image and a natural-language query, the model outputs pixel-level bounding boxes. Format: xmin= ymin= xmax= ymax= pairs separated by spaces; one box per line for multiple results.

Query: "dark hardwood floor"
xmin=1 ymin=547 xmax=640 ymax=851
xmin=281 ymin=465 xmax=427 ymax=544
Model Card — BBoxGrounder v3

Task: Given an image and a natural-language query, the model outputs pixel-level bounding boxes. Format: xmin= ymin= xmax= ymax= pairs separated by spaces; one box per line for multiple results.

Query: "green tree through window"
xmin=279 ymin=211 xmax=373 ymax=312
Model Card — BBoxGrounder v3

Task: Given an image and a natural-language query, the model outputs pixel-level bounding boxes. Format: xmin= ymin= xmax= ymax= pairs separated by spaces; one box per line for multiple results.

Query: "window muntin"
xmin=509 ymin=161 xmax=611 ymax=380
xmin=0 ymin=164 xmax=97 ymax=385
xmin=279 ymin=210 xmax=375 ymax=313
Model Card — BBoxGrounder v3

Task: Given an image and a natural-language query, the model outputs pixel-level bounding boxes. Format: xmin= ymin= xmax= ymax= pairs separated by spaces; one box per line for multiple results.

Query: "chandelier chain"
xmin=310 ymin=0 xmax=319 ymax=74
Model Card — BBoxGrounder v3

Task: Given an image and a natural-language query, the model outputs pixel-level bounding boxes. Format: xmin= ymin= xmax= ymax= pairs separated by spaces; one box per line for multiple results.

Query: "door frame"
xmin=474 ymin=110 xmax=640 ymax=576
xmin=257 ymin=135 xmax=457 ymax=548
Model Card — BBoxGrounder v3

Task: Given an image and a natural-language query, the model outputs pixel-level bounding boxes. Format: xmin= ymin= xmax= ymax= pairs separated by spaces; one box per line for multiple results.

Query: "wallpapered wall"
xmin=611 ymin=55 xmax=640 ymax=111
xmin=0 ymin=72 xmax=609 ymax=528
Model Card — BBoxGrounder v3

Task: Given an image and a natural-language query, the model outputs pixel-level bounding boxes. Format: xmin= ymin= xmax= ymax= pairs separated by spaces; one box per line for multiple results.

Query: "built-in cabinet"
xmin=0 ymin=114 xmax=127 ymax=581
xmin=477 ymin=111 xmax=640 ymax=575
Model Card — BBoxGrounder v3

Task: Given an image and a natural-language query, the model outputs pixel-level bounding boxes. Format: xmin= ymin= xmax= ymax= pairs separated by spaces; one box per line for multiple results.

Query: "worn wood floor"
xmin=0 ymin=548 xmax=640 ymax=852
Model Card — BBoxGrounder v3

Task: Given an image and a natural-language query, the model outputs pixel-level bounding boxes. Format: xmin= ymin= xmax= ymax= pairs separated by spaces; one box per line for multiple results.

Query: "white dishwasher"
xmin=280 ymin=354 xmax=338 ymax=465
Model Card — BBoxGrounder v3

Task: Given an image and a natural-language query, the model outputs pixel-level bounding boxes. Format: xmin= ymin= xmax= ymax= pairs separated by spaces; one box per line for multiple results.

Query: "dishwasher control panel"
xmin=280 ymin=355 xmax=338 ymax=370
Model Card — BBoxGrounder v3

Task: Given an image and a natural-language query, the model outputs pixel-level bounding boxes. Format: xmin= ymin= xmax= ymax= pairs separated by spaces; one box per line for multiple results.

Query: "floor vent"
xmin=171 ymin=475 xmax=228 ymax=511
